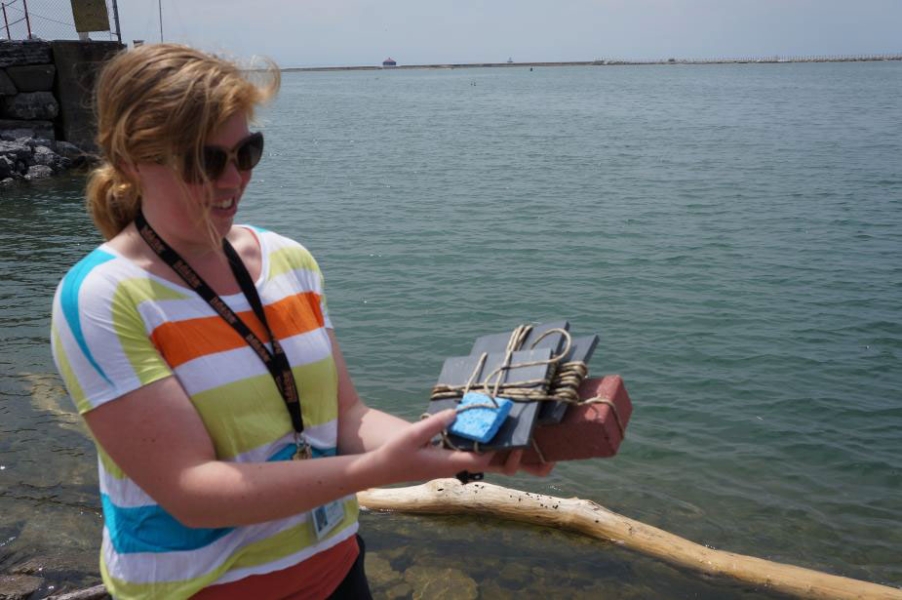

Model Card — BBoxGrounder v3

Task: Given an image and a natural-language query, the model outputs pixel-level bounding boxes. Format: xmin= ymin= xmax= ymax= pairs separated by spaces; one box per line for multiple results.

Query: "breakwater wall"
xmin=1 ymin=40 xmax=122 ymax=184
xmin=284 ymin=53 xmax=902 ymax=73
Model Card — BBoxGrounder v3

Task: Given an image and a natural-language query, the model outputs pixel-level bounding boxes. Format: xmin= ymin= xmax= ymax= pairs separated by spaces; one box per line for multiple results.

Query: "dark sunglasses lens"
xmin=201 ymin=147 xmax=229 ymax=180
xmin=235 ymin=133 xmax=264 ymax=171
xmin=188 ymin=133 xmax=264 ymax=182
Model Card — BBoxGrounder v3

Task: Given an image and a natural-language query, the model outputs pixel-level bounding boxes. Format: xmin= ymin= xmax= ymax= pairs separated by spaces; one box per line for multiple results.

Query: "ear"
xmin=119 ymin=161 xmax=140 ymax=180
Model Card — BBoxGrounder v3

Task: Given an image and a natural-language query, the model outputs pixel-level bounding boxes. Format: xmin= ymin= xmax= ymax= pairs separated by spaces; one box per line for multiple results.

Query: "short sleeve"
xmin=317 ymin=267 xmax=332 ymax=330
xmin=50 ymin=250 xmax=172 ymax=414
xmin=264 ymin=232 xmax=333 ymax=329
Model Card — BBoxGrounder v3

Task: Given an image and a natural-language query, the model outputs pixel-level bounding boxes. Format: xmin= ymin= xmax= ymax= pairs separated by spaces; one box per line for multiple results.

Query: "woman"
xmin=50 ymin=44 xmax=545 ymax=599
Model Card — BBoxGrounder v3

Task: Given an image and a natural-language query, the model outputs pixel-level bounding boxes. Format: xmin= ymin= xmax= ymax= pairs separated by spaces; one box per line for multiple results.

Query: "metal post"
xmin=21 ymin=0 xmax=31 ymax=39
xmin=111 ymin=0 xmax=121 ymax=43
xmin=158 ymin=0 xmax=163 ymax=42
xmin=1 ymin=3 xmax=9 ymax=40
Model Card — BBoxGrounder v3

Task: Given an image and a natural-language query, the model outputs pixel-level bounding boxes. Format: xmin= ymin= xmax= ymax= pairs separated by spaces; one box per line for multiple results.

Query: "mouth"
xmin=211 ymin=196 xmax=236 ymax=211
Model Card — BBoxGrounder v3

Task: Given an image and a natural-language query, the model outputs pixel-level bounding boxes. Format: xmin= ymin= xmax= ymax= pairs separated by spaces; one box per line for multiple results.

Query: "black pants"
xmin=328 ymin=535 xmax=372 ymax=599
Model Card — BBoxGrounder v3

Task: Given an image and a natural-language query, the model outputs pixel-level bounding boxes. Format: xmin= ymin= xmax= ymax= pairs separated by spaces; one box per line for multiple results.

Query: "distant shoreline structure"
xmin=283 ymin=53 xmax=902 ymax=73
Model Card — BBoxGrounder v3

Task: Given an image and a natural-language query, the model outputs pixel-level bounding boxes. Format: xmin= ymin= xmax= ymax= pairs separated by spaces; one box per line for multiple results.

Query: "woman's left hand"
xmin=493 ymin=449 xmax=556 ymax=477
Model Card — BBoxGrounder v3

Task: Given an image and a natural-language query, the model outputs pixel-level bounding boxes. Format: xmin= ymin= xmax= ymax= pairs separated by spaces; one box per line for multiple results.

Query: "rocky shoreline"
xmin=0 ymin=128 xmax=92 ymax=185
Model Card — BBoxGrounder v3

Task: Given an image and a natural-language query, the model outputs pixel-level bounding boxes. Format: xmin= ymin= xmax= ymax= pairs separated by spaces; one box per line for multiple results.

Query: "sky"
xmin=109 ymin=0 xmax=902 ymax=68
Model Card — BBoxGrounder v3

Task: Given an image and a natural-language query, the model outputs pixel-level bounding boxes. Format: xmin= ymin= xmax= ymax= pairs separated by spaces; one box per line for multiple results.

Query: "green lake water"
xmin=1 ymin=61 xmax=900 ymax=598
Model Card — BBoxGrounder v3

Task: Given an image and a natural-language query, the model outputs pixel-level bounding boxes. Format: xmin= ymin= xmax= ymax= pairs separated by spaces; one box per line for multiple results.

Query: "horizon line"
xmin=282 ymin=53 xmax=902 ymax=72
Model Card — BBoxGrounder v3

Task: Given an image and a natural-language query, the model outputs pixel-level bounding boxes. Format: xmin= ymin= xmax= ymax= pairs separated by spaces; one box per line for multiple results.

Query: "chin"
xmin=214 ymin=218 xmax=236 ymax=239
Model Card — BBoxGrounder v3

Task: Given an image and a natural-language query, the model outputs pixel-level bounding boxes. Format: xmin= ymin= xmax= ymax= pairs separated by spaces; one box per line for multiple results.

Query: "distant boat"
xmin=382 ymin=57 xmax=397 ymax=68
xmin=507 ymin=57 xmax=513 ymax=64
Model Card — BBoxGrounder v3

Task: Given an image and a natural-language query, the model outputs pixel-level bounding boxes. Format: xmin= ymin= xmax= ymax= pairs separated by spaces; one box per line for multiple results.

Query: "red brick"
xmin=521 ymin=375 xmax=632 ymax=464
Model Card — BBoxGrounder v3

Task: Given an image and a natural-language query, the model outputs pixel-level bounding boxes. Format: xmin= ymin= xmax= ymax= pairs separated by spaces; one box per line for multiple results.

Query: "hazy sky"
xmin=114 ymin=0 xmax=901 ymax=68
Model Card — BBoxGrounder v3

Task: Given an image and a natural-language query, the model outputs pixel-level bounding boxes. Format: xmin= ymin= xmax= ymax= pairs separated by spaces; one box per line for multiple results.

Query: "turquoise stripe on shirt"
xmin=60 ymin=249 xmax=116 ymax=386
xmin=100 ymin=494 xmax=232 ymax=554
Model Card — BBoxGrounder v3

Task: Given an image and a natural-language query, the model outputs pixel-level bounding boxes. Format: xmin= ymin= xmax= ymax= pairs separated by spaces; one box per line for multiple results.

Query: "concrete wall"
xmin=0 ymin=40 xmax=122 ymax=148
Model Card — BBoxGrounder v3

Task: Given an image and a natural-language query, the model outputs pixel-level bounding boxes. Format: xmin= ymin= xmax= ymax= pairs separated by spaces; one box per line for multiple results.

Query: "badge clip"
xmin=293 ymin=436 xmax=312 ymax=460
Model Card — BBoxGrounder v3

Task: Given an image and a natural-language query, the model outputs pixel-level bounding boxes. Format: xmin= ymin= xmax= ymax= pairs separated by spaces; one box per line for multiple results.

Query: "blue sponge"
xmin=449 ymin=392 xmax=513 ymax=443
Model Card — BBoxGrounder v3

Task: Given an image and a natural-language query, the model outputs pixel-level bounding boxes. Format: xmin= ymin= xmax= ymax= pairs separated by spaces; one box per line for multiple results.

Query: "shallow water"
xmin=1 ymin=62 xmax=901 ymax=597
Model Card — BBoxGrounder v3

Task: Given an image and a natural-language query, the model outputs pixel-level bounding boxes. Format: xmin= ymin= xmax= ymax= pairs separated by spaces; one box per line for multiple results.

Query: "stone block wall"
xmin=1 ymin=39 xmax=122 ymax=144
xmin=0 ymin=40 xmax=57 ymax=140
xmin=51 ymin=40 xmax=124 ymax=149
xmin=0 ymin=39 xmax=122 ymax=183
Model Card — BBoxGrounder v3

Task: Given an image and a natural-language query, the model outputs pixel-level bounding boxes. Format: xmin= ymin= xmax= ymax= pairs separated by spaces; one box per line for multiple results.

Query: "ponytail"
xmin=85 ymin=163 xmax=141 ymax=240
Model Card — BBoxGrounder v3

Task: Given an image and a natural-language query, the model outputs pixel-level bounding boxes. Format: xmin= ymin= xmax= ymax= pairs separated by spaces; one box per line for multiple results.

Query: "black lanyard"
xmin=134 ymin=211 xmax=311 ymax=459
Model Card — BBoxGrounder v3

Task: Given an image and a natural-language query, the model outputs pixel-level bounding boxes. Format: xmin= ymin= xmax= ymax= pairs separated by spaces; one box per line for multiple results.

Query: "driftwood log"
xmin=46 ymin=585 xmax=108 ymax=600
xmin=358 ymin=479 xmax=902 ymax=600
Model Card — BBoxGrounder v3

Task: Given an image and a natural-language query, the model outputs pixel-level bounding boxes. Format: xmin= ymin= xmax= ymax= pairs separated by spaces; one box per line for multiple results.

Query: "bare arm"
xmin=83 ymin=375 xmax=493 ymax=529
xmin=330 ymin=329 xmax=417 ymax=454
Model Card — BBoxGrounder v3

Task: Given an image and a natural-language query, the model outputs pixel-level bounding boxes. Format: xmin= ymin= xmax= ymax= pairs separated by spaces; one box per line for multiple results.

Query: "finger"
xmin=524 ymin=463 xmax=557 ymax=477
xmin=502 ymin=449 xmax=523 ymax=476
xmin=408 ymin=410 xmax=457 ymax=446
xmin=469 ymin=451 xmax=495 ymax=470
xmin=523 ymin=461 xmax=556 ymax=477
xmin=437 ymin=446 xmax=495 ymax=470
xmin=488 ymin=452 xmax=508 ymax=467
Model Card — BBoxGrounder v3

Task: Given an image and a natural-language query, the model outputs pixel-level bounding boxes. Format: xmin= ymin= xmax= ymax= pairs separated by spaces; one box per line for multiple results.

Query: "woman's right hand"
xmin=372 ymin=409 xmax=496 ymax=483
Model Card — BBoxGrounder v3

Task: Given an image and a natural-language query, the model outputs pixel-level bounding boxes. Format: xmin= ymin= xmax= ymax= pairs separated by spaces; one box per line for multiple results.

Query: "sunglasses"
xmin=184 ymin=131 xmax=265 ymax=182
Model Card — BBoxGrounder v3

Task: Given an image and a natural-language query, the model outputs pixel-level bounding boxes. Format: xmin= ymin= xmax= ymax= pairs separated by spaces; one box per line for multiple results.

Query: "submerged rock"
xmin=364 ymin=553 xmax=403 ymax=587
xmin=404 ymin=565 xmax=478 ymax=600
xmin=365 ymin=553 xmax=411 ymax=598
xmin=0 ymin=573 xmax=42 ymax=600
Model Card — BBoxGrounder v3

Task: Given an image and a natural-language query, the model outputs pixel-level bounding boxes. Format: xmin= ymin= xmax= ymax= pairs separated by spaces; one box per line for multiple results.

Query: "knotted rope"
xmin=425 ymin=325 xmax=605 ymax=452
xmin=430 ymin=325 xmax=586 ymax=406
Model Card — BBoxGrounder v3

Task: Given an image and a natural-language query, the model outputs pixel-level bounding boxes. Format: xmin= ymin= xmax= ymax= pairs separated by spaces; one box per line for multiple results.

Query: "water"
xmin=1 ymin=62 xmax=901 ymax=597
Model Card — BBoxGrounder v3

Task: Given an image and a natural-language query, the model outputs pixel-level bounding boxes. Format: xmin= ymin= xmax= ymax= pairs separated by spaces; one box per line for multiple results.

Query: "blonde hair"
xmin=86 ymin=43 xmax=280 ymax=240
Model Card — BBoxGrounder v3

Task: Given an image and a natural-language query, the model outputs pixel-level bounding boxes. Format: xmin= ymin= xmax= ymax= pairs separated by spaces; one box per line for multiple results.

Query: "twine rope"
xmin=579 ymin=396 xmax=625 ymax=438
xmin=430 ymin=361 xmax=588 ymax=404
xmin=425 ymin=325 xmax=598 ymax=452
xmin=431 ymin=325 xmax=579 ymax=405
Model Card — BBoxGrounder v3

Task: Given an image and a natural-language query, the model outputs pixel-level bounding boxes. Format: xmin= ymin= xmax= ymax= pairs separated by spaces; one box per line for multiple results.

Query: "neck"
xmin=139 ymin=208 xmax=226 ymax=263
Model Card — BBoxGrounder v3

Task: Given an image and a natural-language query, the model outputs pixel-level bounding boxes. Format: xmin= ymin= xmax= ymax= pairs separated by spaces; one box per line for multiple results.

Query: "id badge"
xmin=312 ymin=500 xmax=345 ymax=539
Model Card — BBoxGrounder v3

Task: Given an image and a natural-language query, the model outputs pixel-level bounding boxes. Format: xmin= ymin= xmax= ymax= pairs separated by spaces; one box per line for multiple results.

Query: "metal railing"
xmin=2 ymin=0 xmax=120 ymax=42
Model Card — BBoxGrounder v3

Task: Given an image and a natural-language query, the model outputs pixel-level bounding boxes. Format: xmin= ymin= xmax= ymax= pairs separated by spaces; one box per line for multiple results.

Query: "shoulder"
xmin=54 ymin=245 xmax=127 ymax=310
xmin=53 ymin=244 xmax=183 ymax=324
xmin=243 ymin=225 xmax=324 ymax=276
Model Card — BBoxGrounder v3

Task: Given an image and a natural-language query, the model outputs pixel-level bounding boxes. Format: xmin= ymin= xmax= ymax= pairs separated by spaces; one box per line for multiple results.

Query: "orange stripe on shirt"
xmin=151 ymin=291 xmax=325 ymax=368
xmin=191 ymin=536 xmax=359 ymax=600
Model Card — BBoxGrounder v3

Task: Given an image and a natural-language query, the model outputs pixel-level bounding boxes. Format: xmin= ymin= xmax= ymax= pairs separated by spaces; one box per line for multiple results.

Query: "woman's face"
xmin=138 ymin=112 xmax=254 ymax=243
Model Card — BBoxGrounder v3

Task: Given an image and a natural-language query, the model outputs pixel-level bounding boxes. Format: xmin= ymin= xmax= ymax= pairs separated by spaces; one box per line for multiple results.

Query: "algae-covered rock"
xmin=476 ymin=581 xmax=518 ymax=600
xmin=365 ymin=553 xmax=404 ymax=589
xmin=376 ymin=543 xmax=409 ymax=563
xmin=22 ymin=372 xmax=87 ymax=437
xmin=384 ymin=582 xmax=413 ymax=599
xmin=496 ymin=561 xmax=531 ymax=587
xmin=408 ymin=550 xmax=447 ymax=569
xmin=0 ymin=574 xmax=42 ymax=600
xmin=404 ymin=565 xmax=477 ymax=600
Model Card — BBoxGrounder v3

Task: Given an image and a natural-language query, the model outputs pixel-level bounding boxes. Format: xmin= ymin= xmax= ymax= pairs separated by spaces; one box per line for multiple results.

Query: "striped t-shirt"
xmin=50 ymin=226 xmax=359 ymax=599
